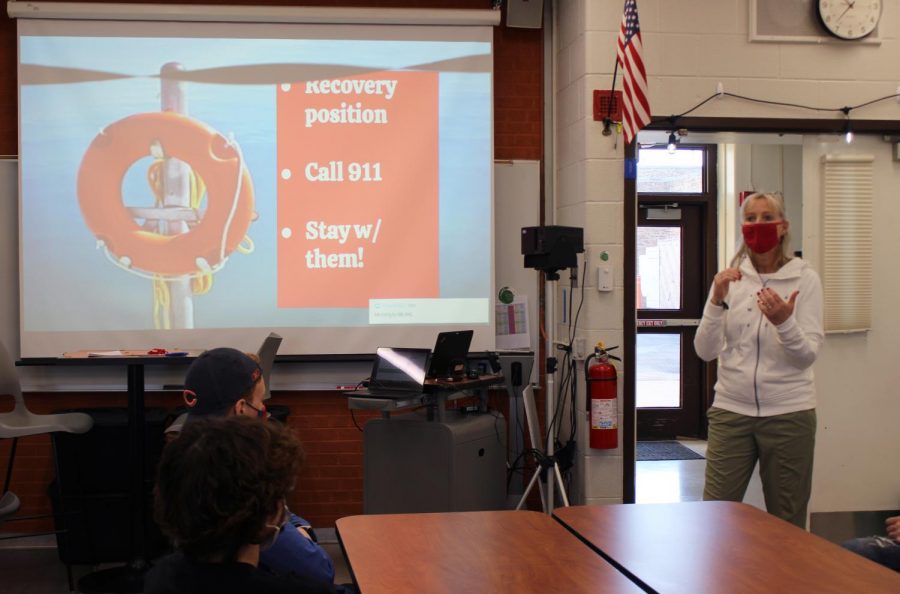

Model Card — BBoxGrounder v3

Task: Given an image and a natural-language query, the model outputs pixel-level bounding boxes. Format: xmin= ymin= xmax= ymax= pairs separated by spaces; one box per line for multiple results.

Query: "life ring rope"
xmin=192 ymin=272 xmax=213 ymax=294
xmin=144 ymin=157 xmax=217 ymax=297
xmin=189 ymin=163 xmax=206 ymax=210
xmin=145 ymin=157 xmax=208 ymax=210
xmin=237 ymin=235 xmax=254 ymax=255
xmin=218 ymin=133 xmax=245 ymax=265
xmin=153 ymin=275 xmax=171 ymax=330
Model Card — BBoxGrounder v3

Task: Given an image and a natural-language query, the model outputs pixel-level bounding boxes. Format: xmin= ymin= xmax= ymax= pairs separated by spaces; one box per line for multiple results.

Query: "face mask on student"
xmin=259 ymin=505 xmax=290 ymax=551
xmin=742 ymin=221 xmax=781 ymax=254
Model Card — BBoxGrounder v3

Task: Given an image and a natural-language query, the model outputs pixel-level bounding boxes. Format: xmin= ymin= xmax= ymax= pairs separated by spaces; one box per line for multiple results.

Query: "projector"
xmin=521 ymin=226 xmax=584 ymax=277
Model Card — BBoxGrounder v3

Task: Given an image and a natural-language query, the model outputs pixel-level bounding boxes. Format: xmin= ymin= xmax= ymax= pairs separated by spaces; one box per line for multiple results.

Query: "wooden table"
xmin=554 ymin=501 xmax=900 ymax=594
xmin=336 ymin=510 xmax=645 ymax=593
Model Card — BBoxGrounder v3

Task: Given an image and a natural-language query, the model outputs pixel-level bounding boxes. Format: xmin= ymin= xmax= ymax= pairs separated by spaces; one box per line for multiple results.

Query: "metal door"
xmin=635 ymin=146 xmax=717 ymax=439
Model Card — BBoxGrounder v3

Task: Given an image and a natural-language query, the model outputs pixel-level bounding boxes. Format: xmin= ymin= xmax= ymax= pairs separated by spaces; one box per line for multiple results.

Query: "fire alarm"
xmin=593 ymin=90 xmax=623 ymax=122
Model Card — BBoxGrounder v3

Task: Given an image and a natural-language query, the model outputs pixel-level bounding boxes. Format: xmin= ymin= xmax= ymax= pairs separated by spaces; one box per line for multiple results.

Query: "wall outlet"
xmin=573 ymin=337 xmax=586 ymax=360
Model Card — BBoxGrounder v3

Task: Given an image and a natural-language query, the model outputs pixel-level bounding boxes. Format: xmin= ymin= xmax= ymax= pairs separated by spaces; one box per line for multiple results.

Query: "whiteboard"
xmin=0 ymin=161 xmax=17 ymax=362
xmin=493 ymin=160 xmax=540 ymax=384
xmin=4 ymin=159 xmax=540 ymax=391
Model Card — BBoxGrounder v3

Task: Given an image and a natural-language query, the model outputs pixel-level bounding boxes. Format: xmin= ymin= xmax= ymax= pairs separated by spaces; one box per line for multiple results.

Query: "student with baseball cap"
xmin=181 ymin=347 xmax=269 ymax=419
xmin=167 ymin=348 xmax=336 ymax=587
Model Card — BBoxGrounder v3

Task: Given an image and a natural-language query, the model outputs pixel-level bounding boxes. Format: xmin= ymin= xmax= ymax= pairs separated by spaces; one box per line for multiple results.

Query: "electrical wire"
xmin=568 ymin=257 xmax=588 ymax=440
xmin=350 ymin=408 xmax=363 ymax=432
xmin=346 ymin=379 xmax=371 ymax=432
xmin=670 ymin=93 xmax=721 ymax=119
xmin=543 ymin=299 xmax=571 ymax=444
xmin=544 ymin=257 xmax=588 ymax=447
xmin=668 ymin=90 xmax=900 ymax=123
xmin=851 ymin=93 xmax=900 ymax=110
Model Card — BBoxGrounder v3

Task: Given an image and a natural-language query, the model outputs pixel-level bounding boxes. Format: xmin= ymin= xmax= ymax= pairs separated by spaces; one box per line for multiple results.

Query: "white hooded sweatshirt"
xmin=694 ymin=257 xmax=824 ymax=417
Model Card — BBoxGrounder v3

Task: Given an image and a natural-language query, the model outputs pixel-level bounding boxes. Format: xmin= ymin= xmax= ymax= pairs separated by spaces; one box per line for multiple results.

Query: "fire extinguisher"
xmin=584 ymin=343 xmax=620 ymax=449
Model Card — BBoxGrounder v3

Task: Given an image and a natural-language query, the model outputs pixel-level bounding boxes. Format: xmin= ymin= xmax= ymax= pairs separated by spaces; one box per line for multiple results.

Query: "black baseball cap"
xmin=183 ymin=348 xmax=262 ymax=417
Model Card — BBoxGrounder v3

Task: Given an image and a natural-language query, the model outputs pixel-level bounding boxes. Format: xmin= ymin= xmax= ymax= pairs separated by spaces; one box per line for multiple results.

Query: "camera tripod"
xmin=514 ymin=386 xmax=570 ymax=512
xmin=517 ymin=228 xmax=582 ymax=512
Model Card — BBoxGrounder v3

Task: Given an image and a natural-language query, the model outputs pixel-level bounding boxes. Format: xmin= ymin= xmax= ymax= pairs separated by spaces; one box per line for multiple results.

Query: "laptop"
xmin=366 ymin=347 xmax=431 ymax=396
xmin=427 ymin=330 xmax=474 ymax=380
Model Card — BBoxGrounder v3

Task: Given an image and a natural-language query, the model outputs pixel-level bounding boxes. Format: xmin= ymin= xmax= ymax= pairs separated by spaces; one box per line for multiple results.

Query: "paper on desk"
xmin=87 ymin=350 xmax=126 ymax=357
xmin=495 ymin=297 xmax=530 ymax=350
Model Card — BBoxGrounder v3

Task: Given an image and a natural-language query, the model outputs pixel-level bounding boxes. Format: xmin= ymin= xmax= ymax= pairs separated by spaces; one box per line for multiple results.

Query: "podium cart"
xmin=347 ymin=375 xmax=507 ymax=514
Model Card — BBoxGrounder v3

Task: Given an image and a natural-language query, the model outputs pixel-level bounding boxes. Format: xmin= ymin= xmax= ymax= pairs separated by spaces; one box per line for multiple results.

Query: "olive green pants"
xmin=703 ymin=407 xmax=816 ymax=528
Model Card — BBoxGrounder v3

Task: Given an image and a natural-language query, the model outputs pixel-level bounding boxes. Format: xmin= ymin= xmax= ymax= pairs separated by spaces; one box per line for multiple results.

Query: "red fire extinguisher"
xmin=585 ymin=344 xmax=620 ymax=449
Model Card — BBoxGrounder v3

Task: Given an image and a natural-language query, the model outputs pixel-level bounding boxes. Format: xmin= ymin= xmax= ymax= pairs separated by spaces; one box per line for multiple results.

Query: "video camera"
xmin=520 ymin=225 xmax=584 ymax=279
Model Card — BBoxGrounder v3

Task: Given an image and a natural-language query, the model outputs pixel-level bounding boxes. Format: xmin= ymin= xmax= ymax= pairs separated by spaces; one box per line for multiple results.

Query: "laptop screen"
xmin=427 ymin=330 xmax=474 ymax=379
xmin=370 ymin=347 xmax=431 ymax=392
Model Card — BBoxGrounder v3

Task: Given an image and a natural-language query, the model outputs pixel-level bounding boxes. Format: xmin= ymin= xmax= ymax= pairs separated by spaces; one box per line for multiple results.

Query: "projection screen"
xmin=16 ymin=10 xmax=495 ymax=357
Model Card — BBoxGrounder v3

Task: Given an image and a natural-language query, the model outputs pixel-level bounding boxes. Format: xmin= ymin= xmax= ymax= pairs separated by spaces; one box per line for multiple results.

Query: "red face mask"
xmin=742 ymin=221 xmax=781 ymax=254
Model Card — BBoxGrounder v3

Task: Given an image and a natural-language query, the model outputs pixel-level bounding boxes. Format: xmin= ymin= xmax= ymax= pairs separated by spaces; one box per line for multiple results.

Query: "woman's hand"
xmin=757 ymin=287 xmax=799 ymax=325
xmin=711 ymin=268 xmax=742 ymax=305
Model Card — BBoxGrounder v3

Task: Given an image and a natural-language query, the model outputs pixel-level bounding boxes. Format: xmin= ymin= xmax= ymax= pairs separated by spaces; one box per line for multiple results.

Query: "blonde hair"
xmin=729 ymin=192 xmax=793 ymax=269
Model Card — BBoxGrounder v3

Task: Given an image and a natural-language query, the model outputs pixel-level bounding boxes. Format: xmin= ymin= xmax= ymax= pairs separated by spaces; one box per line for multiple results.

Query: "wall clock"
xmin=817 ymin=0 xmax=882 ymax=40
xmin=750 ymin=0 xmax=881 ymax=44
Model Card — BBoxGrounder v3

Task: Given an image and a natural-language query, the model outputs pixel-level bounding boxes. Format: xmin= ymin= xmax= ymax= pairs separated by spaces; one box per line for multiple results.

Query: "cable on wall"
xmin=667 ymin=90 xmax=900 ymax=129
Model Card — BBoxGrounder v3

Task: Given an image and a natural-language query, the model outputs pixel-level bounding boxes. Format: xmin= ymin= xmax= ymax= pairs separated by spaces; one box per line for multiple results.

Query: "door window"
xmin=636 ymin=148 xmax=705 ymax=194
xmin=636 ymin=333 xmax=681 ymax=408
xmin=637 ymin=226 xmax=681 ymax=310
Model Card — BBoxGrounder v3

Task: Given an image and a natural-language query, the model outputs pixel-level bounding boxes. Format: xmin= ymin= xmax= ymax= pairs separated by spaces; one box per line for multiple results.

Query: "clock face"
xmin=818 ymin=0 xmax=882 ymax=40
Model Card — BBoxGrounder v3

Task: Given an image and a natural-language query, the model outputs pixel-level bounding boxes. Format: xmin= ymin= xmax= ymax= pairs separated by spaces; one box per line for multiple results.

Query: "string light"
xmin=842 ymin=106 xmax=853 ymax=144
xmin=667 ymin=132 xmax=678 ymax=154
xmin=659 ymin=91 xmax=900 ymax=143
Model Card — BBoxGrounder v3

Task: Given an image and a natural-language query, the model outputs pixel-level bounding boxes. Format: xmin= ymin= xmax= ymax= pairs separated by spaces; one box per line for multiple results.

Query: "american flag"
xmin=616 ymin=0 xmax=650 ymax=144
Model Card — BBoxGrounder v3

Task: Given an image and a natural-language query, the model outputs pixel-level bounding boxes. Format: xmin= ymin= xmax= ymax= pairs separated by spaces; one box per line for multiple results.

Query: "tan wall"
xmin=557 ymin=0 xmax=900 ymax=510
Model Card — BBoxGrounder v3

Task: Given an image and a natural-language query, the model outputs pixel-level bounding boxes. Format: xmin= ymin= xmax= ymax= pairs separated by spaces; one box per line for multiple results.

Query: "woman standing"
xmin=694 ymin=192 xmax=824 ymax=528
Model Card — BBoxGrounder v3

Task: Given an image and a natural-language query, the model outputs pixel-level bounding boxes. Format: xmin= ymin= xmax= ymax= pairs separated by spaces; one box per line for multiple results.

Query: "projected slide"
xmin=17 ymin=20 xmax=494 ymax=356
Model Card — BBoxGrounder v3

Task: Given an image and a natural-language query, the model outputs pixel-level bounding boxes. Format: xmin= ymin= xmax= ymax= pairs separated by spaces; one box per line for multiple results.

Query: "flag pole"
xmin=603 ymin=59 xmax=620 ymax=136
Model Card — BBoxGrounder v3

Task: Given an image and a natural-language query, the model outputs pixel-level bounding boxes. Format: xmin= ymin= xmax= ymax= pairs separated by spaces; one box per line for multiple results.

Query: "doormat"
xmin=637 ymin=441 xmax=704 ymax=461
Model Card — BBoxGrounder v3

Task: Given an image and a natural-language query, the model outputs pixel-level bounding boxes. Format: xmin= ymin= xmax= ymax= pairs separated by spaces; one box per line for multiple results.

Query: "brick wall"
xmin=0 ymin=1 xmax=543 ymax=534
xmin=0 ymin=0 xmax=543 ymax=159
xmin=1 ymin=387 xmax=535 ymax=533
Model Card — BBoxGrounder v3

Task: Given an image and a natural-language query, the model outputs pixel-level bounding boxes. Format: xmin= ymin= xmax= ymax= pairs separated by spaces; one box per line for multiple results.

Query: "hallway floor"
xmin=635 ymin=438 xmax=766 ymax=509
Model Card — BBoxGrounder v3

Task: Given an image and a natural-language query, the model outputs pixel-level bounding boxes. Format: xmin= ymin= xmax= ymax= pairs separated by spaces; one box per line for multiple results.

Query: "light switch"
xmin=598 ymin=264 xmax=613 ymax=292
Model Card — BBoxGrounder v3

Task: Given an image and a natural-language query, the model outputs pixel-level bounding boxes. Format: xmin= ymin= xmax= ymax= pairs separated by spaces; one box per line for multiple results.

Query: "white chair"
xmin=257 ymin=332 xmax=282 ymax=401
xmin=0 ymin=340 xmax=93 ymax=530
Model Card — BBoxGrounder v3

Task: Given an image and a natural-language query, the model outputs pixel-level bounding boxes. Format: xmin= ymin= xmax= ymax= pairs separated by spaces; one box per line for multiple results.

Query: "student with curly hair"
xmin=145 ymin=416 xmax=334 ymax=594
xmin=168 ymin=347 xmax=335 ymax=585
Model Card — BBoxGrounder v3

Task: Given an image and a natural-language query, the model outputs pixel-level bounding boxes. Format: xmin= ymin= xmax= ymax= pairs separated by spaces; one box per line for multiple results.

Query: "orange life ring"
xmin=77 ymin=112 xmax=255 ymax=277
